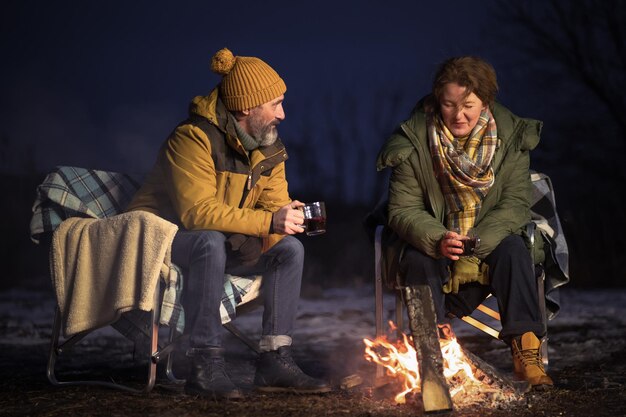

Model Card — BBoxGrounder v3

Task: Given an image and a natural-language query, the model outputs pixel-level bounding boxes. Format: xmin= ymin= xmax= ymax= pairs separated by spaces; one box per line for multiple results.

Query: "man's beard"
xmin=248 ymin=112 xmax=278 ymax=147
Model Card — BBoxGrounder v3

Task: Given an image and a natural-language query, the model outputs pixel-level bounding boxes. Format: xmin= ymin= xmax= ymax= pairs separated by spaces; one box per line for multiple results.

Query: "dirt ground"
xmin=1 ymin=287 xmax=625 ymax=417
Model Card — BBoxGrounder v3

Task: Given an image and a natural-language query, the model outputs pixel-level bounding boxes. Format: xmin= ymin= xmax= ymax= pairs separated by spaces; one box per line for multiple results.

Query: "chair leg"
xmin=46 ymin=307 xmax=63 ymax=386
xmin=374 ymin=226 xmax=384 ymax=340
xmin=374 ymin=225 xmax=385 ymax=380
xmin=536 ymin=269 xmax=549 ymax=369
xmin=46 ymin=286 xmax=162 ymax=393
xmin=395 ymin=292 xmax=404 ymax=339
xmin=156 ymin=332 xmax=188 ymax=385
xmin=223 ymin=322 xmax=261 ymax=355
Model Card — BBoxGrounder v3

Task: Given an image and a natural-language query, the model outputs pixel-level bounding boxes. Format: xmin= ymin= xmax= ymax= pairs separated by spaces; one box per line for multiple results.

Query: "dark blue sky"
xmin=1 ymin=1 xmax=611 ymax=204
xmin=1 ymin=2 xmax=490 ymax=176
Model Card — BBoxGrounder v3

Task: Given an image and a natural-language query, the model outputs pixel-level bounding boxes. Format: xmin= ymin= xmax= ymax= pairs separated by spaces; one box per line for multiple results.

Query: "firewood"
xmin=460 ymin=346 xmax=531 ymax=394
xmin=339 ymin=374 xmax=363 ymax=390
xmin=403 ymin=285 xmax=454 ymax=413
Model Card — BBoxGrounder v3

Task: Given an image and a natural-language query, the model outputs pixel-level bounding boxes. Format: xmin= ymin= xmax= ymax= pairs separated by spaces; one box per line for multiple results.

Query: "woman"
xmin=376 ymin=56 xmax=553 ymax=389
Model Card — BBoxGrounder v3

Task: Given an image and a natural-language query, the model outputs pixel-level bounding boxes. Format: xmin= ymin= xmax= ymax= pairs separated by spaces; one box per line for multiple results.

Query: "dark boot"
xmin=185 ymin=347 xmax=244 ymax=399
xmin=254 ymin=346 xmax=331 ymax=393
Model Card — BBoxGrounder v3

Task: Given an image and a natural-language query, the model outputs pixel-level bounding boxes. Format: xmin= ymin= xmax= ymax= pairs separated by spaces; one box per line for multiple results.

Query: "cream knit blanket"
xmin=51 ymin=211 xmax=178 ymax=337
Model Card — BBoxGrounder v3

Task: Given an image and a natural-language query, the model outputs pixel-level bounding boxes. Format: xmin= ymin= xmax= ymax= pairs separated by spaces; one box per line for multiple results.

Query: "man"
xmin=376 ymin=56 xmax=553 ymax=389
xmin=127 ymin=48 xmax=330 ymax=398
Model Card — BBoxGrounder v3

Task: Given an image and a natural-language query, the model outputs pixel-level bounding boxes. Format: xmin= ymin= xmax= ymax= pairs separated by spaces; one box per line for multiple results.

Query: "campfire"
xmin=363 ymin=322 xmax=524 ymax=408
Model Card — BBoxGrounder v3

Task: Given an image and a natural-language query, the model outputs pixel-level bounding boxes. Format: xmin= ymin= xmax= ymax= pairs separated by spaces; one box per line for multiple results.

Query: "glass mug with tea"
xmin=460 ymin=235 xmax=480 ymax=256
xmin=301 ymin=201 xmax=326 ymax=236
xmin=453 ymin=228 xmax=480 ymax=256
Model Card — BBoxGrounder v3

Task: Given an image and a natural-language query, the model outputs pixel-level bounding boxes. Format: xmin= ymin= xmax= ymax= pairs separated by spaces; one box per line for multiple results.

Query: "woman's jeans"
xmin=399 ymin=234 xmax=544 ymax=342
xmin=171 ymin=230 xmax=304 ymax=349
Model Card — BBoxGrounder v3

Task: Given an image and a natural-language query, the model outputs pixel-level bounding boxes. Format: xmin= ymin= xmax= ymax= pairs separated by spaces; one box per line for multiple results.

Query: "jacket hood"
xmin=377 ymin=98 xmax=542 ymax=171
xmin=188 ymin=88 xmax=248 ymax=157
xmin=189 ymin=88 xmax=222 ymax=126
xmin=376 ymin=99 xmax=428 ymax=171
xmin=491 ymin=102 xmax=542 ymax=152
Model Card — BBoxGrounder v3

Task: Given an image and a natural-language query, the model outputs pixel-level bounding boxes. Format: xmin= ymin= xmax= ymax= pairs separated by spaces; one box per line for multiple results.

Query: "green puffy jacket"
xmin=376 ymin=99 xmax=543 ymax=284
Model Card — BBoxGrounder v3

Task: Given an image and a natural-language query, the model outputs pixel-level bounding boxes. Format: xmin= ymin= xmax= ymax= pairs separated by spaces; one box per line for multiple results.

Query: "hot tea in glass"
xmin=302 ymin=201 xmax=326 ymax=236
xmin=461 ymin=237 xmax=480 ymax=256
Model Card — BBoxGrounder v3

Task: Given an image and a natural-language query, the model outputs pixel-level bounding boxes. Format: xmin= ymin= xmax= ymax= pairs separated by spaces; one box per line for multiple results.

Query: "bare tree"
xmin=492 ymin=0 xmax=626 ymax=287
xmin=495 ymin=0 xmax=626 ymax=134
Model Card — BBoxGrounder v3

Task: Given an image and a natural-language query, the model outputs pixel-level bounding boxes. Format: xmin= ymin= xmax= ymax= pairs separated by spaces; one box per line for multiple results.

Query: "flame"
xmin=364 ymin=322 xmax=480 ymax=404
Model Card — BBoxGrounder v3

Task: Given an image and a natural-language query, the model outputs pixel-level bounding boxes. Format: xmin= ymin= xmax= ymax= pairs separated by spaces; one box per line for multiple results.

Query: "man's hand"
xmin=272 ymin=200 xmax=305 ymax=235
xmin=438 ymin=230 xmax=465 ymax=260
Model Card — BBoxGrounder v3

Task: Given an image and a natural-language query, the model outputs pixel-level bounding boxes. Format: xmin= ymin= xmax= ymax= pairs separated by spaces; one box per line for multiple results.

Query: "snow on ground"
xmin=1 ymin=286 xmax=626 ymax=375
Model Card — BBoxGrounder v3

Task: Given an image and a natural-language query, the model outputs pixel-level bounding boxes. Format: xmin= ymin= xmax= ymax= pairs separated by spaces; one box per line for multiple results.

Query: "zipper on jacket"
xmin=247 ymin=170 xmax=252 ymax=190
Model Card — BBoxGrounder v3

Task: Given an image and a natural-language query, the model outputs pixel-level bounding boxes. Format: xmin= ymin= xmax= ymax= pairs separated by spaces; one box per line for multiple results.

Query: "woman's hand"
xmin=438 ymin=230 xmax=465 ymax=260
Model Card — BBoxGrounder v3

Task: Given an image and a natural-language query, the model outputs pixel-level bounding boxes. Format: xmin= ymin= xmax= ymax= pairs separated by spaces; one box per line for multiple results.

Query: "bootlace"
xmin=517 ymin=347 xmax=545 ymax=371
xmin=278 ymin=351 xmax=304 ymax=374
xmin=191 ymin=353 xmax=228 ymax=377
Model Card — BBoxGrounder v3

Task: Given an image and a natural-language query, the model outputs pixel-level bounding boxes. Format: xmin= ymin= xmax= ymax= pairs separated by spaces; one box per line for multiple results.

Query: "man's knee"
xmin=274 ymin=236 xmax=304 ymax=264
xmin=189 ymin=230 xmax=227 ymax=258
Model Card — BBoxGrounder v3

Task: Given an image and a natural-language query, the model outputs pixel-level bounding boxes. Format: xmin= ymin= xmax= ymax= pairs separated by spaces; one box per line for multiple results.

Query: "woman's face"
xmin=439 ymin=82 xmax=486 ymax=138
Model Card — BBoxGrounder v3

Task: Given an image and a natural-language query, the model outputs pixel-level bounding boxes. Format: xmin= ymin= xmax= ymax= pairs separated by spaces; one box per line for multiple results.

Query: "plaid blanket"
xmin=530 ymin=171 xmax=570 ymax=318
xmin=30 ymin=166 xmax=259 ymax=331
xmin=29 ymin=166 xmax=142 ymax=243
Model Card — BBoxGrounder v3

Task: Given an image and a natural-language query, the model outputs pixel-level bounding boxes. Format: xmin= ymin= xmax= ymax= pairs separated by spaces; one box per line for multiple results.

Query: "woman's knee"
xmin=487 ymin=235 xmax=531 ymax=264
xmin=400 ymin=246 xmax=448 ymax=286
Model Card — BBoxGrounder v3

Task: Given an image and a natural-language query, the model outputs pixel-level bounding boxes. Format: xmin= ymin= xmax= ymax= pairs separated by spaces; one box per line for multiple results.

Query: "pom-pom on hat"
xmin=211 ymin=48 xmax=286 ymax=111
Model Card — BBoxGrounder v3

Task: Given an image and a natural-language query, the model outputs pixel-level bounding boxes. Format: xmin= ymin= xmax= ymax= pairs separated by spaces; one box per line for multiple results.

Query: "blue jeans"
xmin=171 ymin=230 xmax=304 ymax=349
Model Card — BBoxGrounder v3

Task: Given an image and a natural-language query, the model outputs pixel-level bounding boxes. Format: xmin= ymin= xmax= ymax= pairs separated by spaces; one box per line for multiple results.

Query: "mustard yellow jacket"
xmin=127 ymin=88 xmax=291 ymax=251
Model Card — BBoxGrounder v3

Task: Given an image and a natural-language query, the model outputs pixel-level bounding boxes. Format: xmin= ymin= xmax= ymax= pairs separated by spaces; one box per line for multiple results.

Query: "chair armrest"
xmin=526 ymin=222 xmax=536 ymax=265
xmin=526 ymin=222 xmax=536 ymax=248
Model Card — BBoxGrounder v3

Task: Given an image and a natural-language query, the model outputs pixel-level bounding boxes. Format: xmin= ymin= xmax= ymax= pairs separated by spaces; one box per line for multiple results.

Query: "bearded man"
xmin=127 ymin=48 xmax=329 ymax=399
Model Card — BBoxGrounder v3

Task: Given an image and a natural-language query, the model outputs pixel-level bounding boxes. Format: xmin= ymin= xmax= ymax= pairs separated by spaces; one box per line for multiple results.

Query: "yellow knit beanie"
xmin=211 ymin=48 xmax=287 ymax=111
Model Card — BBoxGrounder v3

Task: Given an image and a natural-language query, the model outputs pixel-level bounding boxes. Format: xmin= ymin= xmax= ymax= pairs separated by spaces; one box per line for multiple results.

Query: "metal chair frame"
xmin=47 ymin=279 xmax=184 ymax=393
xmin=47 ymin=272 xmax=263 ymax=392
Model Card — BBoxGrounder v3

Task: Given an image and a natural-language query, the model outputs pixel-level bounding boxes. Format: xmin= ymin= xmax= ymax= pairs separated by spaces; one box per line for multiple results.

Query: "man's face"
xmin=439 ymin=83 xmax=485 ymax=138
xmin=246 ymin=95 xmax=285 ymax=147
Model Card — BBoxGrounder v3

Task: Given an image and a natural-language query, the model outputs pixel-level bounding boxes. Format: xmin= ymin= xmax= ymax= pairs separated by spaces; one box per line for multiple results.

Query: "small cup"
xmin=302 ymin=201 xmax=326 ymax=236
xmin=460 ymin=236 xmax=480 ymax=256
xmin=460 ymin=228 xmax=480 ymax=256
xmin=451 ymin=227 xmax=480 ymax=256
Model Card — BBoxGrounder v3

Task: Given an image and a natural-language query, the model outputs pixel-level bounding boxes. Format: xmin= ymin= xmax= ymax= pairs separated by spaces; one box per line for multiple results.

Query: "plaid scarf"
xmin=428 ymin=108 xmax=498 ymax=235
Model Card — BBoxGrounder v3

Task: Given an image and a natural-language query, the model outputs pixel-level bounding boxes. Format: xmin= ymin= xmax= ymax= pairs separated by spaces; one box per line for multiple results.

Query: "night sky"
xmin=1 ymin=1 xmax=621 ymax=205
xmin=2 ymin=1 xmax=511 ymax=200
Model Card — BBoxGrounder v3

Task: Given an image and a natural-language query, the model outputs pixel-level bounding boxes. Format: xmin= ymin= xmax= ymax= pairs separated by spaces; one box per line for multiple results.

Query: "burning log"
xmin=364 ymin=330 xmax=528 ymax=409
xmin=458 ymin=346 xmax=530 ymax=395
xmin=402 ymin=285 xmax=454 ymax=413
xmin=339 ymin=374 xmax=364 ymax=390
xmin=364 ymin=285 xmax=529 ymax=410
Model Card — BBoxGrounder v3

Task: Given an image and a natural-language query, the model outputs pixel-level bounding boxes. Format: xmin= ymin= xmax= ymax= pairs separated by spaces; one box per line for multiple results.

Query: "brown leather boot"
xmin=511 ymin=332 xmax=553 ymax=390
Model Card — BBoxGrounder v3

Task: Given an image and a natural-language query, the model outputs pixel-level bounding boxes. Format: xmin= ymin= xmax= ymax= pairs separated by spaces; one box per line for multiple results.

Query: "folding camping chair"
xmin=30 ymin=166 xmax=264 ymax=392
xmin=372 ymin=171 xmax=569 ymax=378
